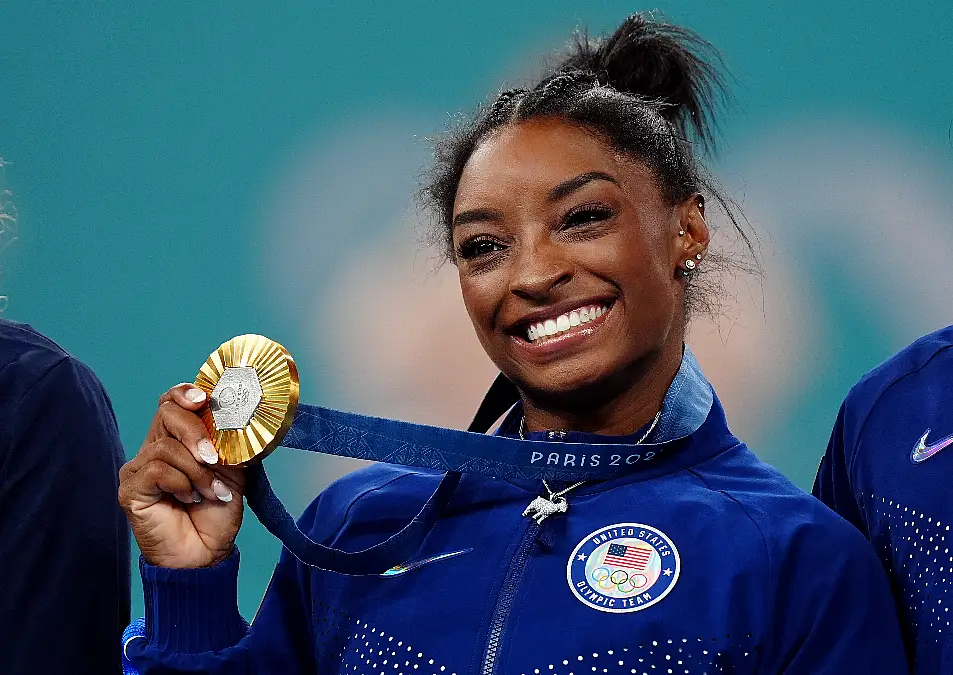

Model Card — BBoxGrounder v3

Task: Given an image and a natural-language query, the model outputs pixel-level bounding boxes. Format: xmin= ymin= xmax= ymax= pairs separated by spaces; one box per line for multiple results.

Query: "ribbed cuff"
xmin=141 ymin=549 xmax=248 ymax=654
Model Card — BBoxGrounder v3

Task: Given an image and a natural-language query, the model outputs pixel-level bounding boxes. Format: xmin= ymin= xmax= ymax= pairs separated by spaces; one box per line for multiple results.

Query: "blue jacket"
xmin=129 ymin=359 xmax=906 ymax=674
xmin=815 ymin=325 xmax=953 ymax=673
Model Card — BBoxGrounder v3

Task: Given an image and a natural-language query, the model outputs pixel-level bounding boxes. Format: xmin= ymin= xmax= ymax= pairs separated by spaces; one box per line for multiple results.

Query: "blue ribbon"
xmin=243 ymin=348 xmax=713 ymax=574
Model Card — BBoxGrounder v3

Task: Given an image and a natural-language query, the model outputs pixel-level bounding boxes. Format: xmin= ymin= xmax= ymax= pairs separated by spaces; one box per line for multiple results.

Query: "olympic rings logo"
xmin=590 ymin=566 xmax=649 ymax=593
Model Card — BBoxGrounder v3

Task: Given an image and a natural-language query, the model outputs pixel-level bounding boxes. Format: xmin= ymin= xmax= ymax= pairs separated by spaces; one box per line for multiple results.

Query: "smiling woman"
xmin=448 ymin=119 xmax=707 ymax=434
xmin=122 ymin=13 xmax=909 ymax=675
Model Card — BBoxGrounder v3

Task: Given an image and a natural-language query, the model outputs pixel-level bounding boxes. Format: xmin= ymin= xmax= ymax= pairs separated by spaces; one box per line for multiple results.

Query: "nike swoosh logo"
xmin=911 ymin=429 xmax=953 ymax=463
xmin=379 ymin=548 xmax=472 ymax=577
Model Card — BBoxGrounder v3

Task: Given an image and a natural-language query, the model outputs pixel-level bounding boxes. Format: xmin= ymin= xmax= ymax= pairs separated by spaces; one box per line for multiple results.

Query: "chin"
xmin=505 ymin=339 xmax=664 ymax=412
xmin=511 ymin=359 xmax=623 ymax=410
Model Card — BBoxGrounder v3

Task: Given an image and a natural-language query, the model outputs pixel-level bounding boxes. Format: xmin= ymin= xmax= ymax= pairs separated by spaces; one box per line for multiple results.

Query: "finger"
xmin=128 ymin=438 xmax=224 ymax=502
xmin=119 ymin=457 xmax=135 ymax=483
xmin=209 ymin=465 xmax=245 ymax=494
xmin=120 ymin=459 xmax=195 ymax=512
xmin=156 ymin=400 xmax=220 ymax=466
xmin=174 ymin=489 xmax=203 ymax=505
xmin=210 ymin=476 xmax=234 ymax=503
xmin=119 ymin=464 xmax=195 ymax=508
xmin=143 ymin=383 xmax=211 ymax=452
xmin=158 ymin=383 xmax=209 ymax=411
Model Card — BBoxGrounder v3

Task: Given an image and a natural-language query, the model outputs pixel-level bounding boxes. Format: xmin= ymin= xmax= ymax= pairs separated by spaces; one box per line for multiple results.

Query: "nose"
xmin=508 ymin=239 xmax=573 ymax=302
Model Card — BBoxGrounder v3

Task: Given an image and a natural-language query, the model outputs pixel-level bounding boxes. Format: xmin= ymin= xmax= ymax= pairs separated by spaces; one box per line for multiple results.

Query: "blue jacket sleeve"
xmin=0 ymin=356 xmax=130 ymax=674
xmin=125 ymin=466 xmax=402 ymax=672
xmin=128 ymin=544 xmax=317 ymax=672
xmin=813 ymin=402 xmax=869 ymax=536
xmin=761 ymin=516 xmax=908 ymax=674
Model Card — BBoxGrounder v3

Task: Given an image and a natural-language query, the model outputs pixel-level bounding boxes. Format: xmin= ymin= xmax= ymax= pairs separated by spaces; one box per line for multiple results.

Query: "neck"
xmin=519 ymin=344 xmax=683 ymax=437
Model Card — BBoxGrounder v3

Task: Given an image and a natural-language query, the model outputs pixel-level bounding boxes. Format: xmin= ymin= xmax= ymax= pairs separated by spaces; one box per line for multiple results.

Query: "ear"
xmin=672 ymin=193 xmax=710 ymax=276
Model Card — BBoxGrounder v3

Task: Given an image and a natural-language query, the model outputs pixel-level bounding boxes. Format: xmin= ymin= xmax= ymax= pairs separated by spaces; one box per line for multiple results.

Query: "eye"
xmin=456 ymin=236 xmax=507 ymax=260
xmin=563 ymin=204 xmax=614 ymax=228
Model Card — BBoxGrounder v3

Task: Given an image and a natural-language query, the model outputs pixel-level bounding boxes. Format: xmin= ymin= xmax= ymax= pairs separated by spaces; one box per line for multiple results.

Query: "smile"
xmin=526 ymin=304 xmax=610 ymax=343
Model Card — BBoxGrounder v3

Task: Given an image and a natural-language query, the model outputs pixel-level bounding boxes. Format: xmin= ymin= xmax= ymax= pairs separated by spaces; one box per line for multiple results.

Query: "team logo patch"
xmin=567 ymin=522 xmax=679 ymax=613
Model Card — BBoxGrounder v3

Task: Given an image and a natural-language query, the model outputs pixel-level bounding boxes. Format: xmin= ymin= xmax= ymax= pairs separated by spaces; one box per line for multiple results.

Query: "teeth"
xmin=525 ymin=304 xmax=609 ymax=341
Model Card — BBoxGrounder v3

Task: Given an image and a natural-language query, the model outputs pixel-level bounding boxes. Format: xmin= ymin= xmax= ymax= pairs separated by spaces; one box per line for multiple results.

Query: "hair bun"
xmin=555 ymin=13 xmax=725 ymax=148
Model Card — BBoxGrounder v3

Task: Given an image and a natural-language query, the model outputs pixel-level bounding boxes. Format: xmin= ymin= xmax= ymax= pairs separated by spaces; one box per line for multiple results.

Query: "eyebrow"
xmin=451 ymin=171 xmax=619 ymax=230
xmin=452 ymin=207 xmax=504 ymax=230
xmin=548 ymin=171 xmax=619 ymax=202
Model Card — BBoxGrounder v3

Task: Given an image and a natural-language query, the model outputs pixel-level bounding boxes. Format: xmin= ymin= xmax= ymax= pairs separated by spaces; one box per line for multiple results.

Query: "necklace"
xmin=519 ymin=409 xmax=662 ymax=524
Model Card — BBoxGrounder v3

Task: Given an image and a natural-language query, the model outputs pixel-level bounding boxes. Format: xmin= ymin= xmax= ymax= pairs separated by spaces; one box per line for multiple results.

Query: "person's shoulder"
xmin=0 ymin=318 xmax=71 ymax=376
xmin=297 ymin=464 xmax=445 ymax=544
xmin=0 ymin=319 xmax=121 ymax=465
xmin=694 ymin=446 xmax=873 ymax=550
xmin=322 ymin=463 xmax=444 ymax=507
xmin=845 ymin=324 xmax=953 ymax=413
xmin=0 ymin=317 xmax=109 ymax=400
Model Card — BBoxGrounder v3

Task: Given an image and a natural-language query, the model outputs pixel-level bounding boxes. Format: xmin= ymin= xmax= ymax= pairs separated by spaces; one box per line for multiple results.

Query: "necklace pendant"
xmin=522 ymin=495 xmax=568 ymax=525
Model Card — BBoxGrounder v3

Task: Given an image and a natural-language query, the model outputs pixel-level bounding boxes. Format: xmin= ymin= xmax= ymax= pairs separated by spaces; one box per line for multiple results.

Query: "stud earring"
xmin=684 ymin=259 xmax=696 ymax=271
xmin=678 ymin=229 xmax=685 ymax=237
xmin=695 ymin=253 xmax=703 ymax=260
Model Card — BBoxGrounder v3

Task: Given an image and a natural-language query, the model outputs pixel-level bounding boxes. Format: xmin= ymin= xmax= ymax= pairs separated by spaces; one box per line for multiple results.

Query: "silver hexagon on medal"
xmin=209 ymin=366 xmax=263 ymax=430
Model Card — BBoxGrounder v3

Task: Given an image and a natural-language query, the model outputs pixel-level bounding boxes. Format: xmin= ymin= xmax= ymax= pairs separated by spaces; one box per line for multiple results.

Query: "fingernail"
xmin=186 ymin=388 xmax=207 ymax=403
xmin=212 ymin=478 xmax=233 ymax=503
xmin=192 ymin=490 xmax=202 ymax=503
xmin=197 ymin=439 xmax=219 ymax=464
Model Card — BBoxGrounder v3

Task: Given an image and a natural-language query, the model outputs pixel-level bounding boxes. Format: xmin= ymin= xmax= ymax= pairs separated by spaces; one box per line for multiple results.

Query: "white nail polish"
xmin=197 ymin=439 xmax=219 ymax=464
xmin=212 ymin=479 xmax=233 ymax=503
xmin=186 ymin=389 xmax=207 ymax=403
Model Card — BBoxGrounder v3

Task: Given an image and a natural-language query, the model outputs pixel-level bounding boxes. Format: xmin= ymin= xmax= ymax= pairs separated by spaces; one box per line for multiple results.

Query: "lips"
xmin=505 ymin=299 xmax=616 ymax=357
xmin=525 ymin=304 xmax=609 ymax=342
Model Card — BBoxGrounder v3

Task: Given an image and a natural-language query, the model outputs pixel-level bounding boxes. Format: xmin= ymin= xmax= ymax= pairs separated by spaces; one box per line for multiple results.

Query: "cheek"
xmin=583 ymin=228 xmax=672 ymax=290
xmin=457 ymin=273 xmax=499 ymax=331
xmin=596 ymin=236 xmax=679 ymax=315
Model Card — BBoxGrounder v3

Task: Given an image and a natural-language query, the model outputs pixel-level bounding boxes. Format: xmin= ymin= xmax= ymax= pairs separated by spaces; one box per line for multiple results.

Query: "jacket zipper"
xmin=481 ymin=519 xmax=541 ymax=675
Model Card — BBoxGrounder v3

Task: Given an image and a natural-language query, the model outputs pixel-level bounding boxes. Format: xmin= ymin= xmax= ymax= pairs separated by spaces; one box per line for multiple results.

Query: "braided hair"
xmin=423 ymin=14 xmax=755 ymax=318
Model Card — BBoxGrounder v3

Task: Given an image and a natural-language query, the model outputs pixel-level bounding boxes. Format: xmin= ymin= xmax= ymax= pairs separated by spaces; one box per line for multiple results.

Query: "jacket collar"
xmin=496 ymin=345 xmax=714 ymax=446
xmin=653 ymin=345 xmax=713 ymax=444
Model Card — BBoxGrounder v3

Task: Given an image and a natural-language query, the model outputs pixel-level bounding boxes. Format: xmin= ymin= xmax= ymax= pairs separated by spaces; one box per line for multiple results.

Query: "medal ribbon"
xmin=243 ymin=348 xmax=712 ymax=574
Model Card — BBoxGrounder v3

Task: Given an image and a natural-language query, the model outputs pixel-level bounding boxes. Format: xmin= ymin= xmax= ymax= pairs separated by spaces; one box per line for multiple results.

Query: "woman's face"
xmin=452 ymin=118 xmax=707 ymax=405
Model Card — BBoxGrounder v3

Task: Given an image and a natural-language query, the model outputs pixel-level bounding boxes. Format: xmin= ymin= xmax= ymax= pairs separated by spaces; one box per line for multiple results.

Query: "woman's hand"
xmin=119 ymin=384 xmax=245 ymax=568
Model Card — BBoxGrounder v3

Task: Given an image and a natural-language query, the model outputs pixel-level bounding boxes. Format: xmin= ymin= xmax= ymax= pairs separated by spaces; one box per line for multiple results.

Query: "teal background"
xmin=2 ymin=2 xmax=952 ymax=619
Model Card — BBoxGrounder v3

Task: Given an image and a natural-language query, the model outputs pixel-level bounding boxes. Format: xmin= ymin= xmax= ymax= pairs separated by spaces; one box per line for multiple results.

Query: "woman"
xmin=121 ymin=15 xmax=907 ymax=674
xmin=815 ymin=325 xmax=953 ymax=673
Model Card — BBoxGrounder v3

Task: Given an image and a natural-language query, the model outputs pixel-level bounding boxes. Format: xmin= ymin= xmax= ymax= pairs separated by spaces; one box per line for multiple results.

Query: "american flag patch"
xmin=603 ymin=543 xmax=652 ymax=571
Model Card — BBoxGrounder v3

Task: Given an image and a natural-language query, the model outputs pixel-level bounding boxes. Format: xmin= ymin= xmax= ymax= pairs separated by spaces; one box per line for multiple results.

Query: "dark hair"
xmin=422 ymin=13 xmax=757 ymax=318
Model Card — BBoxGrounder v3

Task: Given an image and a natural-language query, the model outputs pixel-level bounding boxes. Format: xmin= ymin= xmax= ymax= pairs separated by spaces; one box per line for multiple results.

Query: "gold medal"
xmin=193 ymin=334 xmax=300 ymax=466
